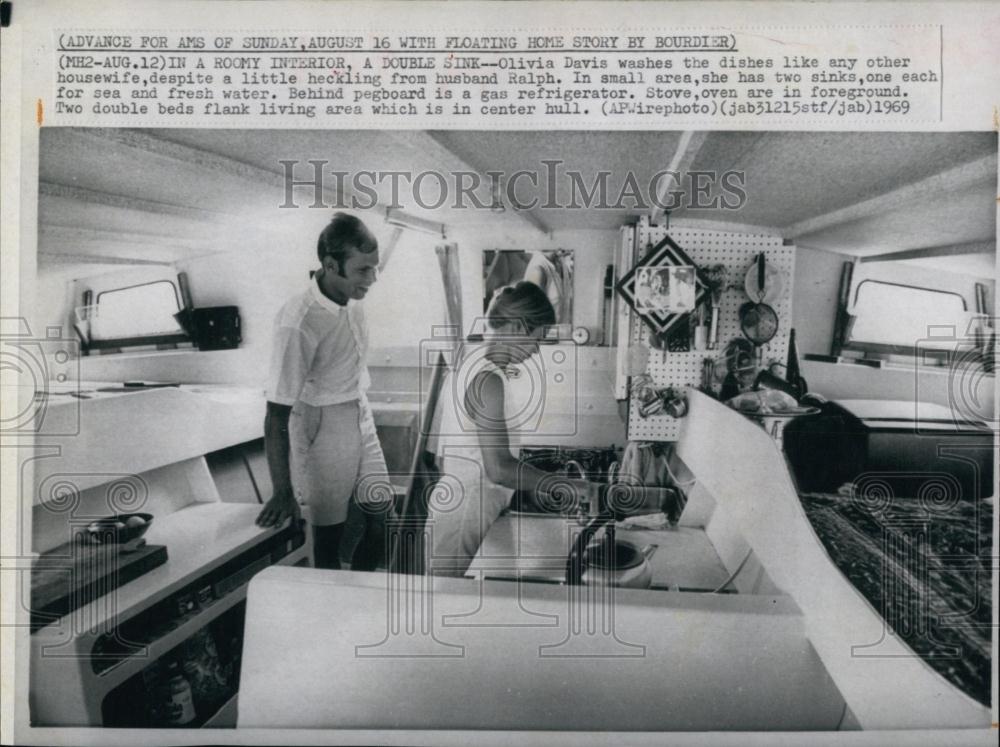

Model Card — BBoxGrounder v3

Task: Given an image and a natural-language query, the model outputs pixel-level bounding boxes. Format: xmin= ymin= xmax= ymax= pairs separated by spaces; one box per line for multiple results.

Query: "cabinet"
xmin=26 ymin=386 xmax=310 ymax=728
xmin=30 ymin=502 xmax=306 ymax=727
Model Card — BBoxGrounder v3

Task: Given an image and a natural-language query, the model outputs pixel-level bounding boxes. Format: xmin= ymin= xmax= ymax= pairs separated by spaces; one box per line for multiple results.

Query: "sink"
xmin=507 ymin=490 xmax=575 ymax=517
xmin=509 ymin=447 xmax=619 ymax=517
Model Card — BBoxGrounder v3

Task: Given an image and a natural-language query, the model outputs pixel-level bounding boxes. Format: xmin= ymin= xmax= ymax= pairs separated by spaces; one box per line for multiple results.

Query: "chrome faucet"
xmin=562 ymin=460 xmax=586 ymax=479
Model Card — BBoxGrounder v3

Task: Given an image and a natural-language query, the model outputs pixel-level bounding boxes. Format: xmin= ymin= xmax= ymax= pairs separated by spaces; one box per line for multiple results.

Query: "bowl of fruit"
xmin=83 ymin=513 xmax=154 ymax=551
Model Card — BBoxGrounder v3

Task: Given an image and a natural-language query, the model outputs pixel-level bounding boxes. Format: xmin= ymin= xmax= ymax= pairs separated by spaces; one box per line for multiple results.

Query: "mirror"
xmin=483 ymin=250 xmax=574 ymax=326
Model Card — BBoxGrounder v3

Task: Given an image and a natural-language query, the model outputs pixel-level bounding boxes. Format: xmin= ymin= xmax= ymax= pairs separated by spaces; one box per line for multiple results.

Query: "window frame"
xmin=842 ymin=279 xmax=969 ymax=360
xmin=88 ymin=279 xmax=192 ymax=352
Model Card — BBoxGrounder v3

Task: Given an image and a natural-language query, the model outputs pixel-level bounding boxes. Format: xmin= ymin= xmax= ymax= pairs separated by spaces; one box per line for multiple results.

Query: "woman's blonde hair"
xmin=486 ymin=281 xmax=556 ymax=333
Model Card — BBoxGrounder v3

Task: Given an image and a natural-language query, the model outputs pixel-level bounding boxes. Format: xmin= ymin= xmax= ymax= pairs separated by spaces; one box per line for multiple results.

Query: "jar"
xmin=160 ymin=661 xmax=197 ymax=726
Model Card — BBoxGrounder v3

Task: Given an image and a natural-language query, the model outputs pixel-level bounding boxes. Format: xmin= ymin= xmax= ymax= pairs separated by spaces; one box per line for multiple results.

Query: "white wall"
xmin=71 ymin=218 xmax=620 ymax=390
xmin=73 ymin=208 xmax=379 ymax=386
xmin=792 ymin=245 xmax=847 ymax=356
xmin=50 ymin=216 xmax=994 ymax=421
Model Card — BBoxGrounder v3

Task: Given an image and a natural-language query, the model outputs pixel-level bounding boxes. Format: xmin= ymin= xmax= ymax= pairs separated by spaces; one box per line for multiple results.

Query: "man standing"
xmin=256 ymin=212 xmax=390 ymax=571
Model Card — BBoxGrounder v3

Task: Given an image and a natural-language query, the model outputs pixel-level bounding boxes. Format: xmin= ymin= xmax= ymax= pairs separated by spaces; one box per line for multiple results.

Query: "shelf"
xmin=89 ymin=541 xmax=307 ymax=689
xmin=31 ymin=387 xmax=265 ymax=496
xmin=93 ymin=579 xmax=249 ymax=690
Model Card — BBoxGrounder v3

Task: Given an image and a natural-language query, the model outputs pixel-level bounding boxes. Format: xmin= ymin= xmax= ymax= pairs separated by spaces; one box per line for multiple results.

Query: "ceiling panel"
xmin=686 ymin=131 xmax=996 ymax=228
xmin=794 ymin=181 xmax=995 ymax=256
xmin=897 ymin=253 xmax=996 ymax=278
xmin=37 ymin=128 xmax=997 ymax=260
xmin=433 ymin=130 xmax=687 ymax=230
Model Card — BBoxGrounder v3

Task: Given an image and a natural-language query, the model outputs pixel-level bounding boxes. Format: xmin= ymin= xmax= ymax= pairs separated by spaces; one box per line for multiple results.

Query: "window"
xmin=846 ymin=280 xmax=969 ymax=353
xmin=90 ymin=280 xmax=188 ymax=346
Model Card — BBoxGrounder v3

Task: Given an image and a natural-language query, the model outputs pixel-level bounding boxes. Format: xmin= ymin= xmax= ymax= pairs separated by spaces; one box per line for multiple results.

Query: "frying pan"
xmin=744 ymin=255 xmax=783 ymax=304
xmin=739 ymin=253 xmax=779 ymax=361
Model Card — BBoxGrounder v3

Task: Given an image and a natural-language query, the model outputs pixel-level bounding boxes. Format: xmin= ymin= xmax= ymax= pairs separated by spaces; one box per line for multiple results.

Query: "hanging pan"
xmin=739 ymin=253 xmax=779 ymax=363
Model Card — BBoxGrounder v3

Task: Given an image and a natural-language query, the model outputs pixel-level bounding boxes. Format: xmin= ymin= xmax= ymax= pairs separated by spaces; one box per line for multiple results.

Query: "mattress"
xmin=799 ymin=491 xmax=992 ymax=706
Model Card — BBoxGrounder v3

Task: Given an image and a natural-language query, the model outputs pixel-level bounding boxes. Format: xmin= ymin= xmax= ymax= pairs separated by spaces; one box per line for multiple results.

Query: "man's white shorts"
xmin=289 ymin=397 xmax=390 ymax=526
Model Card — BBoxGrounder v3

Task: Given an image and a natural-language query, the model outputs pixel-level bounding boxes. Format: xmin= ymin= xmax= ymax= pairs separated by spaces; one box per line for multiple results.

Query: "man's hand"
xmin=256 ymin=491 xmax=301 ymax=528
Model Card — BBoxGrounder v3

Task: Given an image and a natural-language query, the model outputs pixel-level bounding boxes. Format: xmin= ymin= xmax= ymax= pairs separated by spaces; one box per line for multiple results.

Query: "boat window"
xmin=846 ymin=280 xmax=969 ymax=353
xmin=90 ymin=280 xmax=188 ymax=344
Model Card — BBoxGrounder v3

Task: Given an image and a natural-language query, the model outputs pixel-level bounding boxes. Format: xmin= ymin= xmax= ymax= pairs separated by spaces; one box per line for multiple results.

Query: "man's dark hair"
xmin=316 ymin=212 xmax=378 ymax=271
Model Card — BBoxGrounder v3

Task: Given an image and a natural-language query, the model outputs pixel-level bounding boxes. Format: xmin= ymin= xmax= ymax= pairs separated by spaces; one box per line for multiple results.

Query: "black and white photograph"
xmin=11 ymin=126 xmax=996 ymax=736
xmin=2 ymin=2 xmax=999 ymax=745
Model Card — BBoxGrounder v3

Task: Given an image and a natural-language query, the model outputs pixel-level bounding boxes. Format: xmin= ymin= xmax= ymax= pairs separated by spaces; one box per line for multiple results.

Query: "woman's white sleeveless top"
xmin=427 ymin=356 xmax=524 ymax=575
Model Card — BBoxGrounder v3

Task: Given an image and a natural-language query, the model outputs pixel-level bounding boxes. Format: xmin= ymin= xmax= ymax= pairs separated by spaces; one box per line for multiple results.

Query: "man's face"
xmin=328 ymin=247 xmax=380 ymax=299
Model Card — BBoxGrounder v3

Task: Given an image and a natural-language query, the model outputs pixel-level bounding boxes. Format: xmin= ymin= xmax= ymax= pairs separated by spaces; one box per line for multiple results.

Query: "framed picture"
xmin=634 ymin=265 xmax=697 ymax=314
xmin=616 ymin=235 xmax=709 ymax=335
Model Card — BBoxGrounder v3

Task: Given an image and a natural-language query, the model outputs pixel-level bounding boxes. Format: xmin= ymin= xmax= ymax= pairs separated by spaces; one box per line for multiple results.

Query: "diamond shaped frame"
xmin=615 ymin=234 xmax=710 ymax=335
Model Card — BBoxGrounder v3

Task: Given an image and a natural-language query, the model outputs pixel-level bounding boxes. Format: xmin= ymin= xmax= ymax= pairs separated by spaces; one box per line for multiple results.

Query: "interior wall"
xmin=54 ymin=215 xmax=995 ymax=422
xmin=73 ymin=220 xmax=620 ymax=390
xmin=791 ymin=246 xmax=849 ymax=356
xmin=73 ymin=210 xmax=361 ymax=386
xmin=34 ymin=265 xmax=86 ymax=336
xmin=74 ymin=246 xmax=307 ymax=387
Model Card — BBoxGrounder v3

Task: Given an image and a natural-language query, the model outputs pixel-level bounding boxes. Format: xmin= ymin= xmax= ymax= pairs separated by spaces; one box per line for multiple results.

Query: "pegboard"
xmin=623 ymin=217 xmax=796 ymax=442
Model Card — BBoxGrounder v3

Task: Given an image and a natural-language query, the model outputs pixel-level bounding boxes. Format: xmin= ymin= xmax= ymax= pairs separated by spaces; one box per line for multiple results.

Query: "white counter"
xmin=238 ymin=566 xmax=845 ymax=731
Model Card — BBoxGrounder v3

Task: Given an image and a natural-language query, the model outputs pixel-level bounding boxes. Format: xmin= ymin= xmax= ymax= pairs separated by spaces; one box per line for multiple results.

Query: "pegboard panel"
xmin=625 ymin=217 xmax=796 ymax=442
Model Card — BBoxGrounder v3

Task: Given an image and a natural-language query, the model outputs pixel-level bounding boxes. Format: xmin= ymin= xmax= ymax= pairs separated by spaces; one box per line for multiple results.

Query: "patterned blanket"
xmin=799 ymin=491 xmax=992 ymax=706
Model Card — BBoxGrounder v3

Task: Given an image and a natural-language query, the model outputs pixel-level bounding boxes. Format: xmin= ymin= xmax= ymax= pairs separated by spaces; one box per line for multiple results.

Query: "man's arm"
xmin=256 ymin=401 xmax=301 ymax=527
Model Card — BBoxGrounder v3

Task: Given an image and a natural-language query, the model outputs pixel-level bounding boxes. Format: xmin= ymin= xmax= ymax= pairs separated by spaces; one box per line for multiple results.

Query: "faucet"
xmin=565 ymin=484 xmax=613 ymax=586
xmin=561 ymin=460 xmax=591 ymax=522
xmin=564 ymin=483 xmax=680 ymax=585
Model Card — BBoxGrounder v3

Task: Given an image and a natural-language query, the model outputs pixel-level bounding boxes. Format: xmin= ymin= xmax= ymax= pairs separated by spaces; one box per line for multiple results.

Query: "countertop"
xmin=31 ymin=502 xmax=292 ymax=636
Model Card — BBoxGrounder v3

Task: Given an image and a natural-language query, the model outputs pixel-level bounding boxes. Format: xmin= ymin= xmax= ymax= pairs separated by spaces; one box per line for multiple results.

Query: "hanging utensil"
xmin=743 ymin=254 xmax=783 ymax=304
xmin=702 ymin=264 xmax=727 ymax=350
xmin=738 ymin=253 xmax=779 ymax=367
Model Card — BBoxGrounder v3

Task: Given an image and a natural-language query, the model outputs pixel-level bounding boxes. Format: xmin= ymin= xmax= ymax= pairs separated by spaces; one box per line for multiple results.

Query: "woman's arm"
xmin=468 ymin=370 xmax=597 ymax=505
xmin=523 ymin=263 xmax=547 ymax=290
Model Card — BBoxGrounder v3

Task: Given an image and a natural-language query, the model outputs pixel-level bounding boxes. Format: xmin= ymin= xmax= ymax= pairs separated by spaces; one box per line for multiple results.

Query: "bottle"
xmin=786 ymin=328 xmax=807 ymax=398
xmin=162 ymin=661 xmax=197 ymax=726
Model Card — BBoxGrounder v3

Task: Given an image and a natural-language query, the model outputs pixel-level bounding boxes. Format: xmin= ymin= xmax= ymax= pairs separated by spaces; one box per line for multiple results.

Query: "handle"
xmin=708 ymin=306 xmax=720 ymax=348
xmin=562 ymin=460 xmax=586 ymax=480
xmin=756 ymin=253 xmax=766 ymax=301
xmin=606 ymin=461 xmax=620 ymax=484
